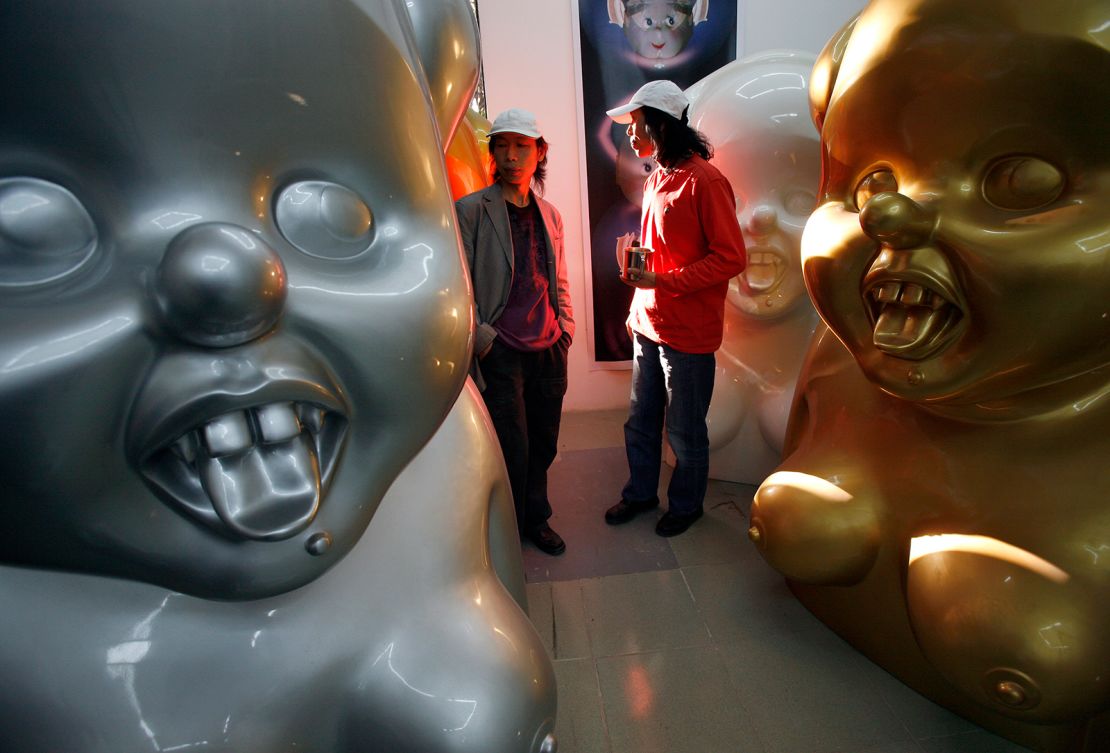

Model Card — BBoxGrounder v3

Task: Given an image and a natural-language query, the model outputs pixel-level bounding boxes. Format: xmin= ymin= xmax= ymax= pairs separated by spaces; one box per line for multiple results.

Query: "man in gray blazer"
xmin=455 ymin=108 xmax=575 ymax=556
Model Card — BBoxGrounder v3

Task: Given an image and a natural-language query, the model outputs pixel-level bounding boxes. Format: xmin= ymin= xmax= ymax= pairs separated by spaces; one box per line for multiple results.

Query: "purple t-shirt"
xmin=494 ymin=199 xmax=561 ymax=351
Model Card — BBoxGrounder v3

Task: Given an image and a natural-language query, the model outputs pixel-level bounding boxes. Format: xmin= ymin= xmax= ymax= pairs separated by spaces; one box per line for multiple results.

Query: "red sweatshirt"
xmin=629 ymin=153 xmax=747 ymax=353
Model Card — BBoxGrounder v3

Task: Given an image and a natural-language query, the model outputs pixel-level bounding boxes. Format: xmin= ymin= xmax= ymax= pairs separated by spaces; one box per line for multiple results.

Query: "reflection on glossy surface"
xmin=686 ymin=51 xmax=821 ymax=484
xmin=750 ymin=2 xmax=1110 ymax=750
xmin=1 ymin=384 xmax=556 ymax=752
xmin=446 ymin=109 xmax=493 ymax=201
xmin=1 ymin=0 xmax=555 ymax=750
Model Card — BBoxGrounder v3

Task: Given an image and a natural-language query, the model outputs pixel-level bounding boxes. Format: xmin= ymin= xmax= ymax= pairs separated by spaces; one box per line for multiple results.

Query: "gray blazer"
xmin=455 ymin=184 xmax=575 ymax=381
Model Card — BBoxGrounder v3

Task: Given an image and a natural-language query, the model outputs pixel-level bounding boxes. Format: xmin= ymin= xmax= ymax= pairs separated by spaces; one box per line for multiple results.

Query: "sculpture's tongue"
xmin=745 ymin=259 xmax=777 ymax=292
xmin=198 ymin=433 xmax=321 ymax=540
xmin=873 ymin=304 xmax=946 ymax=353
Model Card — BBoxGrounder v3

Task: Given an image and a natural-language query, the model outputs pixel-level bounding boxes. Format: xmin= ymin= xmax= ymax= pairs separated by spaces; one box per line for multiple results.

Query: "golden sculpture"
xmin=748 ymin=1 xmax=1110 ymax=750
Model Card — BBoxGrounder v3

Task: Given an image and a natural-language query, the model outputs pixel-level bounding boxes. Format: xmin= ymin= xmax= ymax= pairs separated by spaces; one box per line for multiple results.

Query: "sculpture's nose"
xmin=747 ymin=204 xmax=778 ymax=236
xmin=155 ymin=223 xmax=287 ymax=347
xmin=859 ymin=192 xmax=935 ymax=250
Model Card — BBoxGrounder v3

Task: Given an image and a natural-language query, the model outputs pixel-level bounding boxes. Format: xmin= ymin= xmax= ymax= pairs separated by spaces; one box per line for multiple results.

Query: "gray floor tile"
xmin=682 ymin=560 xmax=821 ymax=643
xmin=597 ymin=646 xmax=767 ymax=753
xmin=560 ymin=409 xmax=628 ymax=452
xmin=524 ymin=447 xmax=677 ymax=582
xmin=581 ymin=570 xmax=710 ymax=657
xmin=551 ymin=580 xmax=593 ymax=660
xmin=855 ymin=743 xmax=927 ymax=753
xmin=870 ymin=666 xmax=978 ymax=740
xmin=526 ymin=581 xmax=554 ymax=658
xmin=717 ymin=627 xmax=914 ymax=753
xmin=668 ymin=493 xmax=757 ymax=567
xmin=916 ymin=730 xmax=1035 ymax=753
xmin=553 ymin=658 xmax=611 ymax=753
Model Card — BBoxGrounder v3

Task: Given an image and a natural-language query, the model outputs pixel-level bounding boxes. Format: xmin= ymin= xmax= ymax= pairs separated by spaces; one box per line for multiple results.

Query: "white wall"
xmin=475 ymin=0 xmax=866 ymax=412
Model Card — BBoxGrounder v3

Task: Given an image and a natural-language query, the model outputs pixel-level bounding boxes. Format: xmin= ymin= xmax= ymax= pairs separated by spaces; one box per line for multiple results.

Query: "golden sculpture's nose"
xmin=859 ymin=192 xmax=934 ymax=250
xmin=154 ymin=222 xmax=288 ymax=348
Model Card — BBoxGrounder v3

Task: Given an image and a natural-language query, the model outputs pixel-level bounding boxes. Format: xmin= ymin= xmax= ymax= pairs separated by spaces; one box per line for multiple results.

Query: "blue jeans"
xmin=622 ymin=333 xmax=715 ymax=516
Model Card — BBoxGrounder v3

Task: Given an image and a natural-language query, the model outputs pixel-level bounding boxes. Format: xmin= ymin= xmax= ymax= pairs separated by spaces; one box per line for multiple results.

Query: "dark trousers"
xmin=480 ymin=335 xmax=569 ymax=534
xmin=622 ymin=332 xmax=715 ymax=516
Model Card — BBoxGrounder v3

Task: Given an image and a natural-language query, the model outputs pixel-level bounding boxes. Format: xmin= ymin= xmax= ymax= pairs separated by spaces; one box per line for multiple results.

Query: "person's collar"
xmin=498 ymin=180 xmax=531 ymax=208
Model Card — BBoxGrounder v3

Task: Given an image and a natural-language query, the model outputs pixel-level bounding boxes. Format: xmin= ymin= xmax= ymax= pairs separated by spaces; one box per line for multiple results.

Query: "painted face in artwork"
xmin=0 ymin=0 xmax=472 ymax=599
xmin=609 ymin=0 xmax=708 ymax=60
xmin=803 ymin=6 xmax=1110 ymax=410
xmin=615 ymin=135 xmax=656 ymax=205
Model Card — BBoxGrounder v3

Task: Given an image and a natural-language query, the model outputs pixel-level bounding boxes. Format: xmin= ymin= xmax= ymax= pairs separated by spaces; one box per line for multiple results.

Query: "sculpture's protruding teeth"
xmin=171 ymin=431 xmax=198 ymax=464
xmin=899 ymin=283 xmax=925 ymax=305
xmin=256 ymin=402 xmax=301 ymax=443
xmin=203 ymin=411 xmax=253 ymax=457
xmin=297 ymin=404 xmax=326 ymax=434
xmin=874 ymin=282 xmax=901 ymax=303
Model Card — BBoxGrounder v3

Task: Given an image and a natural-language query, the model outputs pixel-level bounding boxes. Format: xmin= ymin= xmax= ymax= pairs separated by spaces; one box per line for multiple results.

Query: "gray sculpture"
xmin=0 ymin=1 xmax=556 ymax=751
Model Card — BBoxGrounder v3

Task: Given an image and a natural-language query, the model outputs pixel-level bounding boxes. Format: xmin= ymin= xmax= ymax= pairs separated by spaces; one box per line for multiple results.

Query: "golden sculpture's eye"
xmin=981 ymin=156 xmax=1065 ymax=211
xmin=853 ymin=168 xmax=898 ymax=211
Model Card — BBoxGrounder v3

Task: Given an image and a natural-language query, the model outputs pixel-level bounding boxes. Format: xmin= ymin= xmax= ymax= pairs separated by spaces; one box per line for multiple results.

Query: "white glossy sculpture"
xmin=686 ymin=51 xmax=822 ymax=484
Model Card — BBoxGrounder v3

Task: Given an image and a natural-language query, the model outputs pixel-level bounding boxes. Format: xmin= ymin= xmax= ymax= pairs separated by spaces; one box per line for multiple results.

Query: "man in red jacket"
xmin=604 ymin=80 xmax=747 ymax=536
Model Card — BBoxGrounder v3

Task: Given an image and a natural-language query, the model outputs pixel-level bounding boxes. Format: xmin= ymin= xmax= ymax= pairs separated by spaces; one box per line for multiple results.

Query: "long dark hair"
xmin=488 ymin=135 xmax=548 ymax=195
xmin=641 ymin=105 xmax=712 ymax=167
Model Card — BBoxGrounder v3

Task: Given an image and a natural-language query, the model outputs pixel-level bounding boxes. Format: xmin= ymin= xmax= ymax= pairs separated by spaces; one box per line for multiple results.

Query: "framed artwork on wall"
xmin=573 ymin=0 xmax=741 ymax=366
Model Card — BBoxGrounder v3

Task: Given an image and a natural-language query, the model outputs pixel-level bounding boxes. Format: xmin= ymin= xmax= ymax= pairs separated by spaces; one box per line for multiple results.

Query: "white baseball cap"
xmin=606 ymin=80 xmax=689 ymax=124
xmin=488 ymin=108 xmax=543 ymax=139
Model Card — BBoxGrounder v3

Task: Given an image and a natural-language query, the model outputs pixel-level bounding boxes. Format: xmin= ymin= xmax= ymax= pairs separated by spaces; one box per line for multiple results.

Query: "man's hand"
xmin=619 ymin=269 xmax=656 ymax=288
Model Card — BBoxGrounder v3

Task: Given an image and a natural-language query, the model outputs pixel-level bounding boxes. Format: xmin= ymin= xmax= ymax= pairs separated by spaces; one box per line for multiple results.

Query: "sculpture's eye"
xmin=0 ymin=177 xmax=98 ymax=288
xmin=275 ymin=181 xmax=374 ymax=260
xmin=853 ymin=168 xmax=898 ymax=211
xmin=981 ymin=156 xmax=1064 ymax=211
xmin=783 ymin=189 xmax=817 ymax=217
xmin=664 ymin=15 xmax=678 ymax=28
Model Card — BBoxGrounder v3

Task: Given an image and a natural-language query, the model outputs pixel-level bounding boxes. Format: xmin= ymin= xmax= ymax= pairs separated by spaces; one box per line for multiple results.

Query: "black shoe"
xmin=527 ymin=524 xmax=566 ymax=556
xmin=604 ymin=496 xmax=660 ymax=525
xmin=655 ymin=508 xmax=703 ymax=537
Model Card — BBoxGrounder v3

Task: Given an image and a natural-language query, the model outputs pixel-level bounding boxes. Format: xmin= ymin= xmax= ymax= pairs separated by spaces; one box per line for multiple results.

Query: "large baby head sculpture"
xmin=749 ymin=1 xmax=1110 ymax=750
xmin=685 ymin=51 xmax=821 ymax=483
xmin=0 ymin=1 xmax=557 ymax=751
xmin=0 ymin=0 xmax=475 ymax=599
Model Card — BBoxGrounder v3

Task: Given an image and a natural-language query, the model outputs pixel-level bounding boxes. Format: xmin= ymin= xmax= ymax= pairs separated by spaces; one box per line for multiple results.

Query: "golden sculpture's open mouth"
xmin=140 ymin=398 xmax=348 ymax=541
xmin=862 ymin=276 xmax=963 ymax=360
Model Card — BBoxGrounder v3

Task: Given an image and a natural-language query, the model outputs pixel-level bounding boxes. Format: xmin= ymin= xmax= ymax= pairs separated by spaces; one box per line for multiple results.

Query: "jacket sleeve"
xmin=549 ymin=207 xmax=576 ymax=341
xmin=454 ymin=196 xmax=499 ymax=356
xmin=654 ymin=174 xmax=747 ymax=295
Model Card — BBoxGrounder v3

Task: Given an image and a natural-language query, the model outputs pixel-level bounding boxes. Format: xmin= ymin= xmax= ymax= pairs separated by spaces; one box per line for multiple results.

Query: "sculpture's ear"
xmin=691 ymin=0 xmax=709 ymax=25
xmin=402 ymin=0 xmax=481 ymax=147
xmin=608 ymin=0 xmax=626 ymax=26
xmin=810 ymin=14 xmax=859 ymax=133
